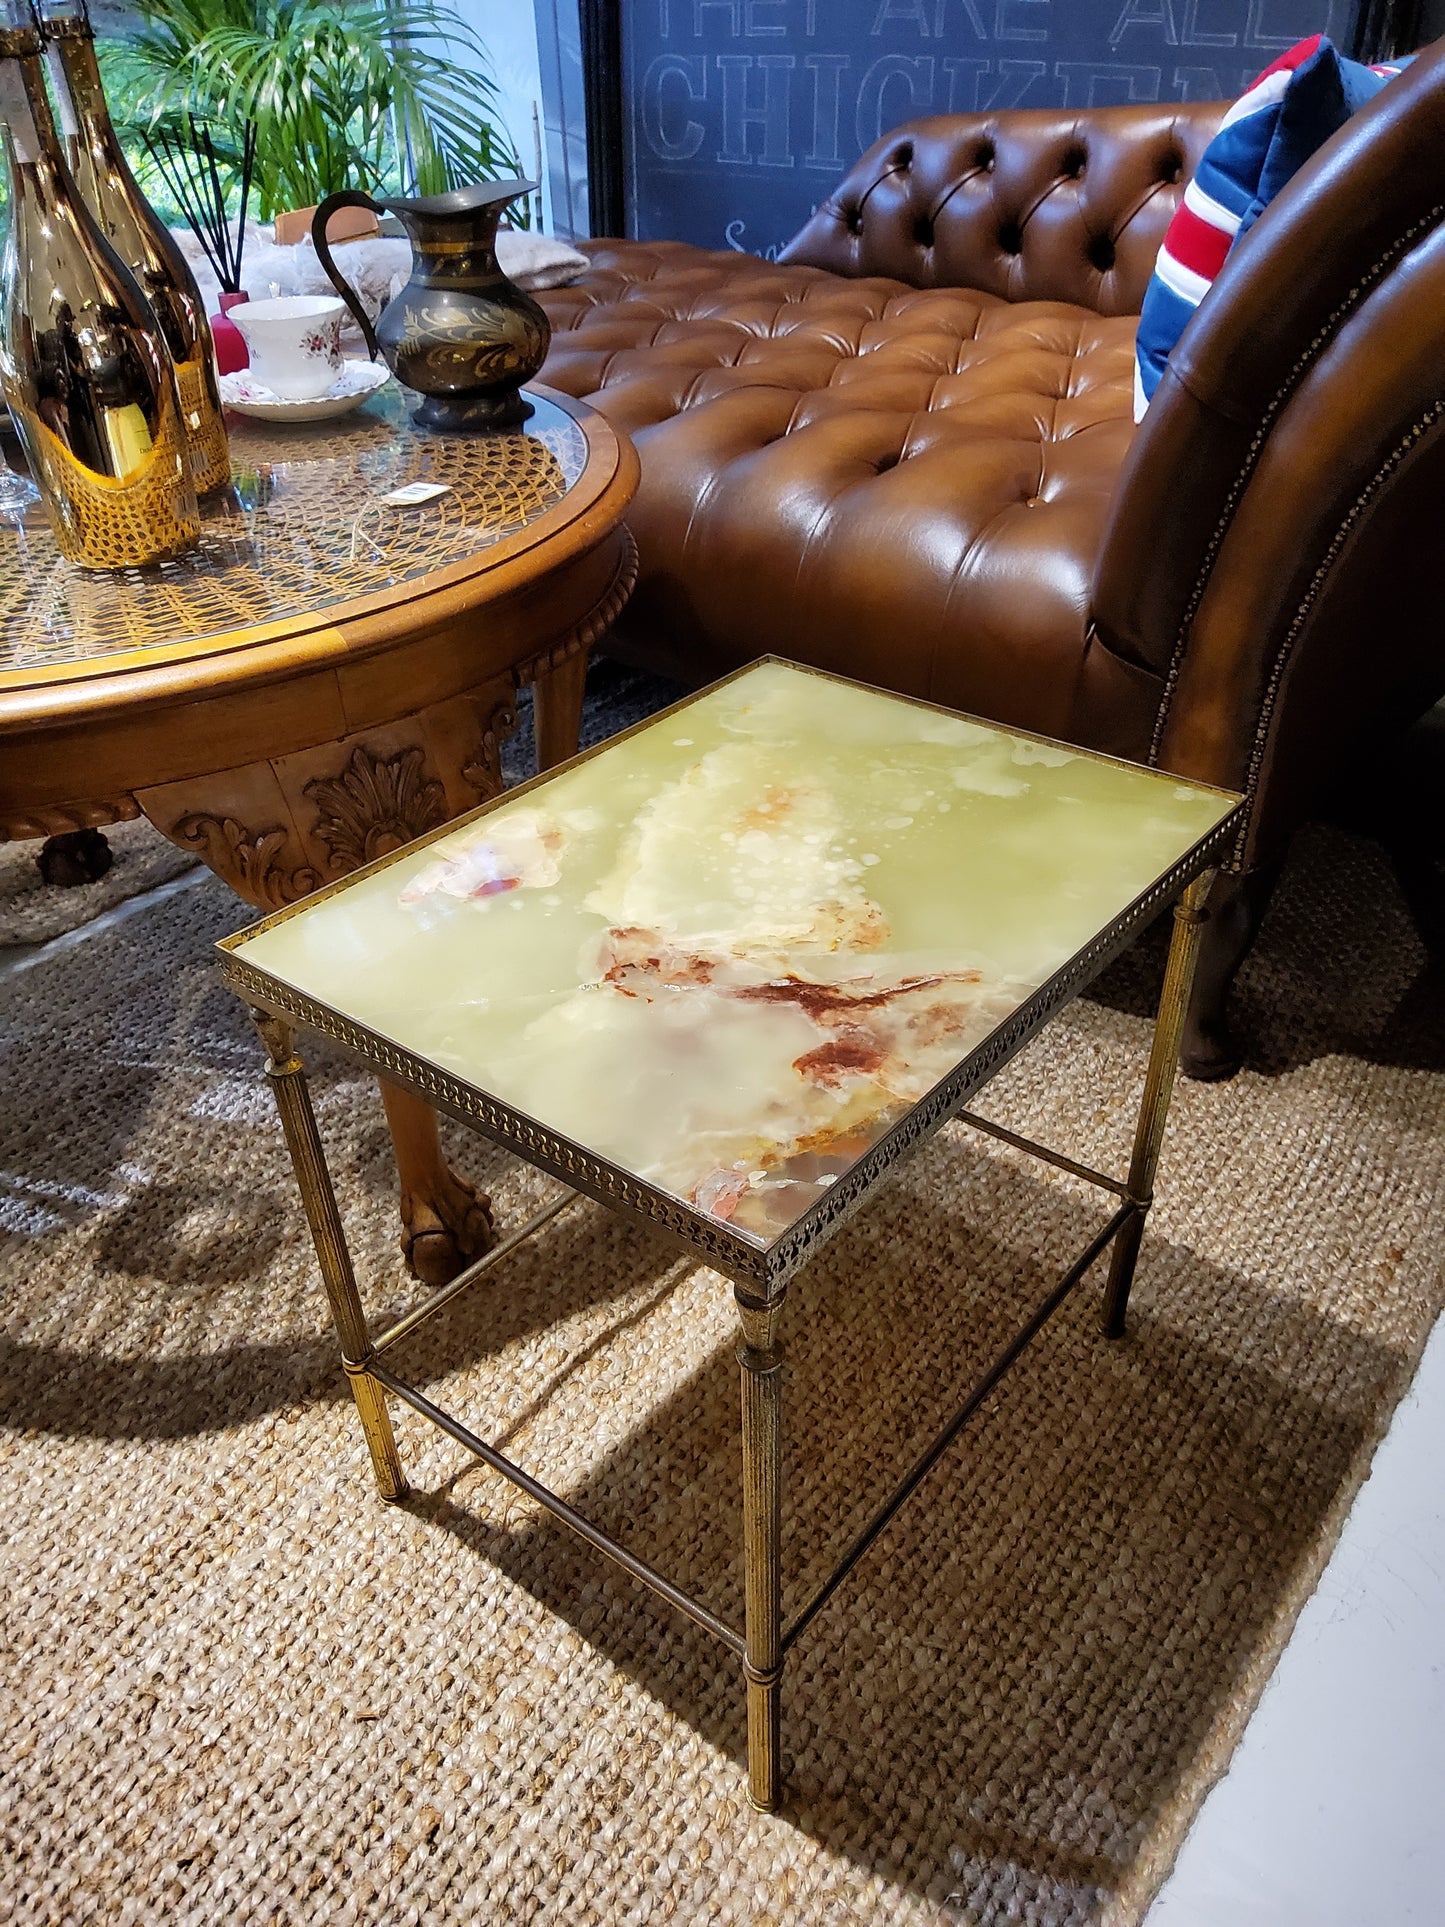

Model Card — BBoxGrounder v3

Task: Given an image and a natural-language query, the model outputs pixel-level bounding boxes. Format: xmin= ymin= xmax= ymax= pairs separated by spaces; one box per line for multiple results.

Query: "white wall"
xmin=452 ymin=1 xmax=552 ymax=230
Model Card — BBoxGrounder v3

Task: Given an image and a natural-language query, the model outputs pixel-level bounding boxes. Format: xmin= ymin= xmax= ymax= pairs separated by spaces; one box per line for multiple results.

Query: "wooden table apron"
xmin=0 ymin=384 xmax=641 ymax=1286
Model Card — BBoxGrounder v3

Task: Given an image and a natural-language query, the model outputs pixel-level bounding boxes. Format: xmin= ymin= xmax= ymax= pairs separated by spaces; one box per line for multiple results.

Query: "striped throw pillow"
xmin=1134 ymin=36 xmax=1406 ymax=421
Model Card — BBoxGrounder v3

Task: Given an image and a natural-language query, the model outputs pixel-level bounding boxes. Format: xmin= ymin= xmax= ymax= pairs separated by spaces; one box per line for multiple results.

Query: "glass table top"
xmin=227 ymin=662 xmax=1238 ymax=1250
xmin=0 ymin=387 xmax=588 ymax=675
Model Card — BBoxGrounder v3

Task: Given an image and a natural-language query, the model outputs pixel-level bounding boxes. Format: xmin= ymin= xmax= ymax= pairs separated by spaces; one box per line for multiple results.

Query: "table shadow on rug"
xmin=0 ymin=1129 xmax=679 ymax=1440
xmin=389 ymin=1141 xmax=1404 ymax=1920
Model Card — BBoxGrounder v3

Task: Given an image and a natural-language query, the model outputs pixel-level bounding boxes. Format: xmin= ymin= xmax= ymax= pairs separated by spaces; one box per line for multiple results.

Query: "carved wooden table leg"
xmin=531 ymin=646 xmax=589 ymax=770
xmin=137 ymin=678 xmax=520 ymax=1284
xmin=378 ymin=1079 xmax=496 ymax=1287
xmin=37 ymin=826 xmax=113 ymax=885
xmin=522 ymin=527 xmax=638 ymax=772
xmin=374 ymin=630 xmax=595 ymax=1280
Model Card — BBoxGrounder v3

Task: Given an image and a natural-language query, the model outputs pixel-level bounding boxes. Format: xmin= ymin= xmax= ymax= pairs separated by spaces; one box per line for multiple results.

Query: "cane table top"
xmin=0 ymin=385 xmax=589 ymax=681
xmin=221 ymin=661 xmax=1242 ymax=1286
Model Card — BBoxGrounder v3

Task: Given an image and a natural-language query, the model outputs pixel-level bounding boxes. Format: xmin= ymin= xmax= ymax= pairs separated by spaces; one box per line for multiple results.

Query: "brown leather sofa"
xmin=538 ymin=43 xmax=1445 ymax=1076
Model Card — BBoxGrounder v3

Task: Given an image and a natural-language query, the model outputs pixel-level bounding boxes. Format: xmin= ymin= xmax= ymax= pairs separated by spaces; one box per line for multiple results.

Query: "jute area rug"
xmin=0 ymin=818 xmax=195 ymax=948
xmin=1 ymin=814 xmax=1441 ymax=1926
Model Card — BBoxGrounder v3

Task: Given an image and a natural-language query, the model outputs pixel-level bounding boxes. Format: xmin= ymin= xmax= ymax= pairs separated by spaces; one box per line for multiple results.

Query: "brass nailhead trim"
xmin=1240 ymin=397 xmax=1445 ymax=819
xmin=1147 ymin=203 xmax=1445 ymax=821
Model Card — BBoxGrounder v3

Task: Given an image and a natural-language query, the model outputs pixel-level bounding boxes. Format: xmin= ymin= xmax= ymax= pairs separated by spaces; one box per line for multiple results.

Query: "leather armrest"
xmin=1092 ymin=38 xmax=1445 ymax=866
xmin=779 ymin=100 xmax=1224 ymax=316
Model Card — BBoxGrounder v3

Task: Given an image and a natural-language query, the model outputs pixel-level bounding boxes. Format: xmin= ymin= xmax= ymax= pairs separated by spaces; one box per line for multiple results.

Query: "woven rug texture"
xmin=1 ymin=745 xmax=1442 ymax=1923
xmin=0 ymin=818 xmax=196 ymax=947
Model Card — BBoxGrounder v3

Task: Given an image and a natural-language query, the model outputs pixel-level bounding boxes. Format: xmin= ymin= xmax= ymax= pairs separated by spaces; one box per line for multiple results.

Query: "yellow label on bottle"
xmin=100 ymin=401 xmax=154 ymax=479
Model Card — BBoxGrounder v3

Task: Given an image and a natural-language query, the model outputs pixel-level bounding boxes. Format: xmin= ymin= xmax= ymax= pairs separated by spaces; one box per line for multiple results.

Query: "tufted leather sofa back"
xmin=780 ymin=102 xmax=1223 ymax=317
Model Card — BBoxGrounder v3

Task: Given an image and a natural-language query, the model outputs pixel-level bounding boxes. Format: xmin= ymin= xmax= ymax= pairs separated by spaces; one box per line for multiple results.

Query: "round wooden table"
xmin=0 ymin=381 xmax=639 ymax=1285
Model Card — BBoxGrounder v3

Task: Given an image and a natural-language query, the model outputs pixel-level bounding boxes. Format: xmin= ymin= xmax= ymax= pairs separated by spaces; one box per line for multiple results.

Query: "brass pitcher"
xmin=312 ymin=181 xmax=550 ymax=433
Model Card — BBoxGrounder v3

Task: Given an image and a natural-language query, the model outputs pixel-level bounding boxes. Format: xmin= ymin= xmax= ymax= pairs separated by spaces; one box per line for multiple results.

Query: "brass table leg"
xmin=737 ymin=1289 xmax=785 ymax=1813
xmin=1102 ymin=869 xmax=1215 ymax=1339
xmin=251 ymin=1009 xmax=408 ymax=1501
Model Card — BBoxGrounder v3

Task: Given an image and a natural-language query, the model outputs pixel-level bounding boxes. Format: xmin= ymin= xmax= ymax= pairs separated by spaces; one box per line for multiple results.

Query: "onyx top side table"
xmin=0 ymin=382 xmax=639 ymax=1283
xmin=221 ymin=659 xmax=1241 ymax=1813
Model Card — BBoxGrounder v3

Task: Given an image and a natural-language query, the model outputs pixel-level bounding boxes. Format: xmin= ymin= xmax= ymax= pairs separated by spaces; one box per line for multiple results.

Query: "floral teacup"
xmin=227 ymin=295 xmax=345 ymax=401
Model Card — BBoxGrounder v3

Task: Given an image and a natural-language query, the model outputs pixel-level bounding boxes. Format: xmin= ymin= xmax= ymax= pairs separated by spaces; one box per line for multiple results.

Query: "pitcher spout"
xmin=377 ymin=179 xmax=538 ymax=227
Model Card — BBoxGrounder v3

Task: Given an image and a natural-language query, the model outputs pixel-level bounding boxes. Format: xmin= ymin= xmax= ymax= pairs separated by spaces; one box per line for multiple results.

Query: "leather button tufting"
xmin=1089 ymin=235 xmax=1116 ymax=272
xmin=914 ymin=217 xmax=935 ymax=247
xmin=536 ymin=226 xmax=1165 ymax=735
xmin=777 ymin=100 xmax=1222 ymax=313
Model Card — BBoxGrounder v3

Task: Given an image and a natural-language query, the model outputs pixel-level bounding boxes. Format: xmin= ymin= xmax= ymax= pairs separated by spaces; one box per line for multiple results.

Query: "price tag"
xmin=381 ymin=481 xmax=452 ymax=507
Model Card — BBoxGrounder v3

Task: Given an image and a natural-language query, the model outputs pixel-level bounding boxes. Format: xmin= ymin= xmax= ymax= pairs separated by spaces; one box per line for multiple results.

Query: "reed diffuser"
xmin=146 ymin=118 xmax=256 ymax=298
xmin=145 ymin=118 xmax=257 ymax=376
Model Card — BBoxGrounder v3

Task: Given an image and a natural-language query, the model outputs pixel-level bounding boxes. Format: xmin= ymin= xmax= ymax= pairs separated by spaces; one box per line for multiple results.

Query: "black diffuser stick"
xmin=232 ymin=122 xmax=257 ymax=291
xmin=146 ymin=130 xmax=223 ymax=280
xmin=143 ymin=118 xmax=259 ymax=295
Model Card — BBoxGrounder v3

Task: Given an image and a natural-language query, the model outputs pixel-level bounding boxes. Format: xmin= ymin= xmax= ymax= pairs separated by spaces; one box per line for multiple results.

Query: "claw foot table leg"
xmin=379 ymin=1081 xmax=496 ymax=1285
xmin=137 ymin=677 xmax=522 ymax=1287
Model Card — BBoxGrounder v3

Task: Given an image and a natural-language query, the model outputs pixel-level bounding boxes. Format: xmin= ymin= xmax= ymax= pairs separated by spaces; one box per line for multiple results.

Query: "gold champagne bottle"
xmin=0 ymin=1 xmax=197 ymax=567
xmin=38 ymin=0 xmax=229 ymax=494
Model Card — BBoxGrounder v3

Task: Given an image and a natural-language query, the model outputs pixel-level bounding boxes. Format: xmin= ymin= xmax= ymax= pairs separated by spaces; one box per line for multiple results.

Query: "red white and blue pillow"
xmin=1134 ymin=36 xmax=1408 ymax=420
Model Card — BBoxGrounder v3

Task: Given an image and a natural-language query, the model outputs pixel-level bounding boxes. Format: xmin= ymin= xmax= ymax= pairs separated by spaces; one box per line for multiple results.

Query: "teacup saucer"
xmin=219 ymin=358 xmax=392 ymax=423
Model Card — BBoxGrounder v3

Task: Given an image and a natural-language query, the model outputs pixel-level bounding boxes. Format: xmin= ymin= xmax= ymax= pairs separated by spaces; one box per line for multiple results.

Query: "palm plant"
xmin=101 ymin=0 xmax=522 ymax=223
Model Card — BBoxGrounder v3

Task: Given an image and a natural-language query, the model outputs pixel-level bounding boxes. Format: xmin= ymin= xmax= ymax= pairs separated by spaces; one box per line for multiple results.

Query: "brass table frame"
xmin=220 ymin=672 xmax=1241 ymax=1816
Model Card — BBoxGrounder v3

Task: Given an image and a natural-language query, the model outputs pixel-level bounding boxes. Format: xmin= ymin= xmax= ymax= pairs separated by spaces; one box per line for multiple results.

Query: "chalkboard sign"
xmin=622 ymin=0 xmax=1349 ymax=251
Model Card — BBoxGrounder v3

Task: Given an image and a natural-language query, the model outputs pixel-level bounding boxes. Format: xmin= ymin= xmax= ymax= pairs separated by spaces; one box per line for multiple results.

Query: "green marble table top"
xmin=225 ymin=661 xmax=1239 ymax=1259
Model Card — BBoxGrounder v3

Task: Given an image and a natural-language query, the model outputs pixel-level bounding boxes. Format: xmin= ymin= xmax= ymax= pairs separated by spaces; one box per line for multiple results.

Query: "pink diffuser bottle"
xmin=211 ymin=289 xmax=249 ymax=373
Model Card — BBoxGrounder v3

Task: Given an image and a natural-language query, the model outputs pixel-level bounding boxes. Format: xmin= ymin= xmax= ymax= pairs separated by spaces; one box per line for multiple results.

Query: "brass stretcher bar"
xmin=245 ymin=863 xmax=1216 ymax=1813
xmin=313 ymin=1124 xmax=1145 ymax=1707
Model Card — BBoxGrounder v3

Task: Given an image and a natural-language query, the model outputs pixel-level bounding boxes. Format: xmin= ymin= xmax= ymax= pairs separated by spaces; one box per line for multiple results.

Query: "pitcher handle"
xmin=311 ymin=192 xmax=383 ymax=360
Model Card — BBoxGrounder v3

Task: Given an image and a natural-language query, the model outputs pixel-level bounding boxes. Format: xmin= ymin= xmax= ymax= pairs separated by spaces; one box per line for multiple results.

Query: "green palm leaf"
xmin=101 ymin=0 xmax=522 ymax=223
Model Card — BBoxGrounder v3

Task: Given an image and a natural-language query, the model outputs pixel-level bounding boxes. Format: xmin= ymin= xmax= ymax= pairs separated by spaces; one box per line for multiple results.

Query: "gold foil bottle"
xmin=38 ymin=0 xmax=229 ymax=494
xmin=0 ymin=0 xmax=198 ymax=568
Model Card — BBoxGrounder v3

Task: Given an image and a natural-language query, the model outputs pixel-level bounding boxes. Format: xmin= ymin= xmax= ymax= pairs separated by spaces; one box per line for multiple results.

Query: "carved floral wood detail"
xmin=461 ymin=695 xmax=519 ymax=800
xmin=162 ymin=700 xmax=523 ymax=911
xmin=304 ymin=745 xmax=447 ymax=873
xmin=173 ymin=814 xmax=321 ymax=910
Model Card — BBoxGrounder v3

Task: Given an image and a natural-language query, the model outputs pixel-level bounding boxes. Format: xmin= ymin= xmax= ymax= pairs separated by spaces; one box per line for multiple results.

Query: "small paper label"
xmin=381 ymin=481 xmax=451 ymax=506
